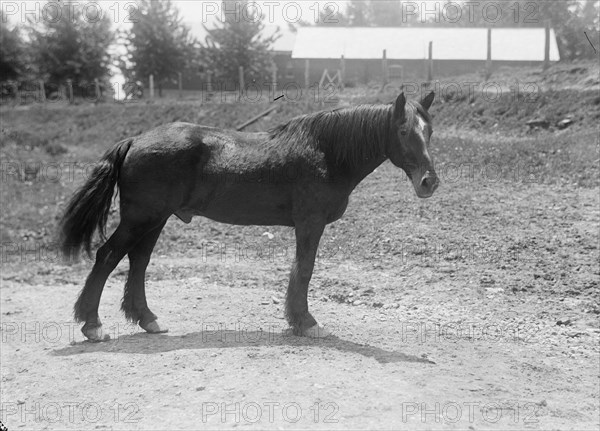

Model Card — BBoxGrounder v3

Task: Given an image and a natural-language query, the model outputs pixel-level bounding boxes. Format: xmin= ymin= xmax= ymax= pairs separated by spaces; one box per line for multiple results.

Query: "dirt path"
xmin=1 ymin=169 xmax=599 ymax=430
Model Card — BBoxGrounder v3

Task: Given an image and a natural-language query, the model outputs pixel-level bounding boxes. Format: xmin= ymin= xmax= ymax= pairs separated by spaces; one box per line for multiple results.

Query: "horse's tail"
xmin=59 ymin=138 xmax=133 ymax=259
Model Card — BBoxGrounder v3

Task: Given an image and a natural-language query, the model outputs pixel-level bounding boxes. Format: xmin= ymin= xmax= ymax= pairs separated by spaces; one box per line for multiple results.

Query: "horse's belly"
xmin=187 ymin=183 xmax=295 ymax=226
xmin=202 ymin=206 xmax=294 ymax=226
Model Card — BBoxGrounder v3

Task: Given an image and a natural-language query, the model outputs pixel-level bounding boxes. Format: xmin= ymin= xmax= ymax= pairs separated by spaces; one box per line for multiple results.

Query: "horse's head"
xmin=387 ymin=91 xmax=439 ymax=199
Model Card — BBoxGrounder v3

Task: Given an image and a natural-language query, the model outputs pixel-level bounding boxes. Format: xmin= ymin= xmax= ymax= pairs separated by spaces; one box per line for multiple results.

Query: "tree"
xmin=0 ymin=13 xmax=27 ymax=80
xmin=370 ymin=1 xmax=404 ymax=26
xmin=581 ymin=0 xmax=600 ymax=29
xmin=538 ymin=0 xmax=599 ymax=60
xmin=123 ymin=0 xmax=198 ymax=96
xmin=346 ymin=1 xmax=371 ymax=26
xmin=580 ymin=0 xmax=600 ymax=57
xmin=311 ymin=1 xmax=412 ymax=27
xmin=201 ymin=0 xmax=279 ymax=87
xmin=446 ymin=0 xmax=537 ymax=27
xmin=316 ymin=3 xmax=349 ymax=26
xmin=27 ymin=3 xmax=114 ymax=85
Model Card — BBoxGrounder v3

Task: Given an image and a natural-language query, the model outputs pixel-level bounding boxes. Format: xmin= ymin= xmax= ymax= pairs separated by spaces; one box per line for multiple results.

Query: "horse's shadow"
xmin=52 ymin=330 xmax=435 ymax=365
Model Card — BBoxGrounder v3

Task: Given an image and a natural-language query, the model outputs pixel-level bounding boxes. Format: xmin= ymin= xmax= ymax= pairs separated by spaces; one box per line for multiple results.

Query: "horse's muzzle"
xmin=413 ymin=170 xmax=439 ymax=198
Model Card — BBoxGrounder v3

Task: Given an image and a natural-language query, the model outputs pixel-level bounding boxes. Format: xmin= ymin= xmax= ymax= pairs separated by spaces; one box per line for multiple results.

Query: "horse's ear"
xmin=394 ymin=93 xmax=406 ymax=121
xmin=421 ymin=91 xmax=435 ymax=111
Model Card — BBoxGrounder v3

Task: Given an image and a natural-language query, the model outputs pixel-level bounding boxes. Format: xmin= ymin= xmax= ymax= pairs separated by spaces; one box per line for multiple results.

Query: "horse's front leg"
xmin=285 ymin=219 xmax=329 ymax=337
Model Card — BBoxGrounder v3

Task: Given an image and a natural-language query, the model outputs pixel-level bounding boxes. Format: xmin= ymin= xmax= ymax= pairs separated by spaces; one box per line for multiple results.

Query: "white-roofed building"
xmin=272 ymin=26 xmax=559 ymax=87
xmin=290 ymin=27 xmax=559 ymax=61
xmin=165 ymin=25 xmax=559 ymax=91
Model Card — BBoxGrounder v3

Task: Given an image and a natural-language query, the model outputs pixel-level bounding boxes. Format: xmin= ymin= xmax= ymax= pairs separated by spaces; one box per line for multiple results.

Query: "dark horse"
xmin=59 ymin=92 xmax=439 ymax=342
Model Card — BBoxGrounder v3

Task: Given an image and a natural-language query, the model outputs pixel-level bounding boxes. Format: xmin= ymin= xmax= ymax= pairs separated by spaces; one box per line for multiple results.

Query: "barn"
xmin=273 ymin=26 xmax=561 ymax=87
xmin=166 ymin=26 xmax=560 ymax=93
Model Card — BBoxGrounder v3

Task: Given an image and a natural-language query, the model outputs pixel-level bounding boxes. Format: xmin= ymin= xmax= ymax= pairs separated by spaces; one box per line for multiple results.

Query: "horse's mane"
xmin=269 ymin=100 xmax=429 ymax=169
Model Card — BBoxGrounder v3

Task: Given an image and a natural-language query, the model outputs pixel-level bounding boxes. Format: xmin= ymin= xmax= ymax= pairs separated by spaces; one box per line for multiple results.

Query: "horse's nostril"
xmin=421 ymin=175 xmax=439 ymax=190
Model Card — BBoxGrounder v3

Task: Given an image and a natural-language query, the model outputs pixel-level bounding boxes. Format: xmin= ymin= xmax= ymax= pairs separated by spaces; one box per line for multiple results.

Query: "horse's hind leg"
xmin=75 ymin=224 xmax=138 ymax=341
xmin=121 ymin=220 xmax=168 ymax=334
xmin=285 ymin=219 xmax=329 ymax=337
xmin=74 ymin=218 xmax=163 ymax=341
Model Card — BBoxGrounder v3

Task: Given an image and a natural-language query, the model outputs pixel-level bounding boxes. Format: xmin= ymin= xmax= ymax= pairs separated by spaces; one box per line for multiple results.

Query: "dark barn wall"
xmin=161 ymin=51 xmax=548 ymax=92
xmin=281 ymin=57 xmax=549 ymax=87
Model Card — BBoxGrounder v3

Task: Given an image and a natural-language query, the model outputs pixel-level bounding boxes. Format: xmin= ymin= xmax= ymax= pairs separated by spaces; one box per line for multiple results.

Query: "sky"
xmin=175 ymin=1 xmax=347 ymax=27
xmin=1 ymin=1 xmax=347 ymax=31
xmin=2 ymin=1 xmax=348 ymax=53
xmin=174 ymin=1 xmax=347 ymax=43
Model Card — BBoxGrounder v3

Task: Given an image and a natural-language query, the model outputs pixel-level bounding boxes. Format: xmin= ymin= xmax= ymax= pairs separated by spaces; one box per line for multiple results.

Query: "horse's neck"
xmin=315 ymin=108 xmax=391 ymax=182
xmin=349 ymin=154 xmax=388 ymax=187
xmin=335 ymin=111 xmax=390 ymax=186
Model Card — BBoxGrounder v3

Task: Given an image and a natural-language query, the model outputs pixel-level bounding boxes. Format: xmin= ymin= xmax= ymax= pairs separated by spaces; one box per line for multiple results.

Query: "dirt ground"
xmin=1 ymin=158 xmax=599 ymax=430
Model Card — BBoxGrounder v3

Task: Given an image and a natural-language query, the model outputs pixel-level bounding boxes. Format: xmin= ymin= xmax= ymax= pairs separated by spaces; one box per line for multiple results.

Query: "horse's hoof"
xmin=301 ymin=324 xmax=330 ymax=338
xmin=82 ymin=325 xmax=110 ymax=342
xmin=140 ymin=320 xmax=168 ymax=334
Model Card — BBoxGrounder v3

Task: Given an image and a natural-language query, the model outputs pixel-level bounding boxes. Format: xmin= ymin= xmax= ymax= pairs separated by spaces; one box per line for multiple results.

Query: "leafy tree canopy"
xmin=27 ymin=2 xmax=114 ymax=84
xmin=201 ymin=0 xmax=279 ymax=86
xmin=0 ymin=12 xmax=27 ymax=80
xmin=312 ymin=1 xmax=417 ymax=27
xmin=122 ymin=0 xmax=198 ymax=95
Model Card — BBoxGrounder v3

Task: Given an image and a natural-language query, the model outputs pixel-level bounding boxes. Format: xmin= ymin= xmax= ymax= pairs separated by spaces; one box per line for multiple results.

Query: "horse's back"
xmin=125 ymin=122 xmax=214 ymax=153
xmin=124 ymin=121 xmax=275 ymax=159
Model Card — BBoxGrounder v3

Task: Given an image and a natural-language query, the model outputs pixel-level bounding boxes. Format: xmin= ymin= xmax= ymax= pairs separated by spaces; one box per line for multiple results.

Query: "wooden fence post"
xmin=202 ymin=71 xmax=214 ymax=103
xmin=238 ymin=66 xmax=245 ymax=100
xmin=340 ymin=55 xmax=346 ymax=90
xmin=381 ymin=49 xmax=388 ymax=91
xmin=304 ymin=59 xmax=310 ymax=89
xmin=178 ymin=72 xmax=183 ymax=98
xmin=427 ymin=41 xmax=433 ymax=82
xmin=11 ymin=81 xmax=19 ymax=104
xmin=544 ymin=19 xmax=550 ymax=70
xmin=39 ymin=80 xmax=46 ymax=103
xmin=94 ymin=78 xmax=101 ymax=101
xmin=271 ymin=62 xmax=277 ymax=95
xmin=207 ymin=71 xmax=213 ymax=93
xmin=486 ymin=27 xmax=493 ymax=80
xmin=66 ymin=79 xmax=73 ymax=103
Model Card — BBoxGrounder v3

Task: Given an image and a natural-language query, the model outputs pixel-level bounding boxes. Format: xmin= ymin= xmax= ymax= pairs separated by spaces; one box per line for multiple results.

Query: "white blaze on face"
xmin=410 ymin=113 xmax=438 ymax=198
xmin=415 ymin=115 xmax=433 ymax=166
xmin=416 ymin=115 xmax=428 ymax=142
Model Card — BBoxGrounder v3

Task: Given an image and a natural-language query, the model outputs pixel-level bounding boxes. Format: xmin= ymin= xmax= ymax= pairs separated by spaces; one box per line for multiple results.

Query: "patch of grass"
xmin=432 ymin=128 xmax=599 ymax=188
